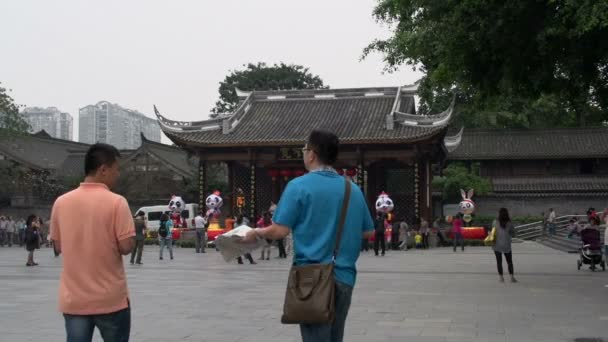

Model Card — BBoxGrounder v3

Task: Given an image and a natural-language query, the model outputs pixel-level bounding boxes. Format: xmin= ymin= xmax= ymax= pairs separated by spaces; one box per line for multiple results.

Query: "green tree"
xmin=0 ymin=83 xmax=29 ymax=134
xmin=211 ymin=62 xmax=327 ymax=116
xmin=432 ymin=163 xmax=491 ymax=201
xmin=364 ymin=0 xmax=608 ymax=128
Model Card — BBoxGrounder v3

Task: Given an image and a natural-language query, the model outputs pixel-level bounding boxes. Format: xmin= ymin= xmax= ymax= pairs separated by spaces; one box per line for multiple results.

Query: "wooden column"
xmin=414 ymin=161 xmax=420 ymax=222
xmin=249 ymin=154 xmax=256 ymax=224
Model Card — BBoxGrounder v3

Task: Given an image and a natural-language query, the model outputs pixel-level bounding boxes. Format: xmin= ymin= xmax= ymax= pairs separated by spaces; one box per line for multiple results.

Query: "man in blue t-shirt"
xmin=243 ymin=130 xmax=374 ymax=342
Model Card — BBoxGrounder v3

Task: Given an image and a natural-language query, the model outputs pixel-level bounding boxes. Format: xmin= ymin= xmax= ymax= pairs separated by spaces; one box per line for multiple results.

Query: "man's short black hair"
xmin=84 ymin=143 xmax=121 ymax=176
xmin=307 ymin=130 xmax=339 ymax=166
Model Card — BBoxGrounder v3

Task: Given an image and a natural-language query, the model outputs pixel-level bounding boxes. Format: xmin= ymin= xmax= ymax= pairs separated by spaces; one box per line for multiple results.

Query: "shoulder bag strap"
xmin=333 ymin=178 xmax=352 ymax=260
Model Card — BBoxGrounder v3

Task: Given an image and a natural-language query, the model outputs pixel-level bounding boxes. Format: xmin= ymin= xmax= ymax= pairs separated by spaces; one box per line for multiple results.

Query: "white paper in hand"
xmin=215 ymin=225 xmax=266 ymax=262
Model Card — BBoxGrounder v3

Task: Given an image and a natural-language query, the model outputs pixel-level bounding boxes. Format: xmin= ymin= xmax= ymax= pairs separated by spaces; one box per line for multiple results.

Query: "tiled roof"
xmin=121 ymin=135 xmax=197 ymax=178
xmin=491 ymin=176 xmax=608 ymax=193
xmin=156 ymin=87 xmax=452 ymax=147
xmin=449 ymin=128 xmax=608 ymax=160
xmin=0 ymin=133 xmax=89 ymax=170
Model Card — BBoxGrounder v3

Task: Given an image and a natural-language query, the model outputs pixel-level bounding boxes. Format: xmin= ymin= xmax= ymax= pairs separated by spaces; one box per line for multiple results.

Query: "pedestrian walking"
xmin=0 ymin=216 xmax=6 ymax=247
xmin=452 ymin=213 xmax=465 ymax=252
xmin=420 ymin=218 xmax=430 ymax=249
xmin=374 ymin=212 xmax=387 ymax=256
xmin=234 ymin=215 xmax=256 ymax=265
xmin=130 ymin=211 xmax=146 ymax=265
xmin=257 ymin=212 xmax=272 ymax=260
xmin=6 ymin=216 xmax=16 ymax=247
xmin=50 ymin=143 xmax=135 ymax=342
xmin=493 ymin=208 xmax=517 ymax=283
xmin=24 ymin=214 xmax=41 ymax=266
xmin=243 ymin=130 xmax=374 ymax=342
xmin=194 ymin=211 xmax=207 ymax=253
xmin=158 ymin=213 xmax=174 ymax=260
xmin=18 ymin=218 xmax=26 ymax=247
xmin=548 ymin=208 xmax=556 ymax=235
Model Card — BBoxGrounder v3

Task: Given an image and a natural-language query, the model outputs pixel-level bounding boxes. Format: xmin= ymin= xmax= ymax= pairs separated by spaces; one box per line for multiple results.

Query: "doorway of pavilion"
xmin=367 ymin=160 xmax=416 ymax=226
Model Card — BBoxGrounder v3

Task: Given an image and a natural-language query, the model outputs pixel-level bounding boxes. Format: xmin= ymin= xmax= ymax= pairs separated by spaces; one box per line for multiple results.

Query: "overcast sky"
xmin=0 ymin=0 xmax=421 ymax=143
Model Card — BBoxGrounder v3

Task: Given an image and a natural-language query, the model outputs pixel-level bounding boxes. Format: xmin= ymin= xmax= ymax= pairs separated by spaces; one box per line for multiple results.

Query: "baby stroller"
xmin=577 ymin=227 xmax=605 ymax=271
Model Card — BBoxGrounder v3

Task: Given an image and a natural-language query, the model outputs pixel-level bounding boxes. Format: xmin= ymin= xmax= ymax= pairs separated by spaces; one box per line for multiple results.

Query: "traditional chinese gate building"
xmin=155 ymin=86 xmax=456 ymax=225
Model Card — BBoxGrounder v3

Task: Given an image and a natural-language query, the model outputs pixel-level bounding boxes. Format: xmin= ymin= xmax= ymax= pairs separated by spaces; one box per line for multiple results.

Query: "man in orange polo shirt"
xmin=51 ymin=143 xmax=135 ymax=342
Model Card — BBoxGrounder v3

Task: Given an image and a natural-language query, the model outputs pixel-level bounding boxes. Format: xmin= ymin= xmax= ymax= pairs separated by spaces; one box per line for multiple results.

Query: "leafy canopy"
xmin=0 ymin=83 xmax=29 ymax=134
xmin=365 ymin=0 xmax=608 ymax=127
xmin=212 ymin=62 xmax=327 ymax=116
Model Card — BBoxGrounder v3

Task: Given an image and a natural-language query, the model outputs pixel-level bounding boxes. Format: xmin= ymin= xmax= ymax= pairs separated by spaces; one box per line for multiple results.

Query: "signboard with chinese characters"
xmin=278 ymin=147 xmax=303 ymax=161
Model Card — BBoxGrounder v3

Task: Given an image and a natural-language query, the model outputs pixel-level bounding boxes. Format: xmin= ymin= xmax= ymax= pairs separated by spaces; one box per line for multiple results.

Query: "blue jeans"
xmin=64 ymin=306 xmax=130 ymax=342
xmin=159 ymin=238 xmax=173 ymax=259
xmin=299 ymin=281 xmax=353 ymax=342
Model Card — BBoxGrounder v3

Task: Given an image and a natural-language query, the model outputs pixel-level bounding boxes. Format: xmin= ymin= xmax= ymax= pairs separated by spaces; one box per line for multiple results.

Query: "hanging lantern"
xmin=267 ymin=168 xmax=280 ymax=180
xmin=280 ymin=169 xmax=293 ymax=180
xmin=346 ymin=168 xmax=357 ymax=177
xmin=294 ymin=169 xmax=306 ymax=177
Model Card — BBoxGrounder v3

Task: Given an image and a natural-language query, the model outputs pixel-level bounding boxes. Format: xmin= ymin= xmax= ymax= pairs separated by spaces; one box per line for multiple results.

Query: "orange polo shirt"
xmin=50 ymin=183 xmax=135 ymax=315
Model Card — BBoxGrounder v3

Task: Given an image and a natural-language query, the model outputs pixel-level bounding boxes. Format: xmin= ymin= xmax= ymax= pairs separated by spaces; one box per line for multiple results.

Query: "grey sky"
xmin=0 ymin=0 xmax=421 ymax=143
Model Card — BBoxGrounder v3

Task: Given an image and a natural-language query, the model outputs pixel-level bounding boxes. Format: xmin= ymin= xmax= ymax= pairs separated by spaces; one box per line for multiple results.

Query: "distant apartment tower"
xmin=79 ymin=101 xmax=161 ymax=149
xmin=22 ymin=107 xmax=73 ymax=140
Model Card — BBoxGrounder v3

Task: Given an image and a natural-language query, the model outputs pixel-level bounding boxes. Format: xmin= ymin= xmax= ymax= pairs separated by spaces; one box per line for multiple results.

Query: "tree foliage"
xmin=432 ymin=163 xmax=491 ymax=201
xmin=211 ymin=62 xmax=327 ymax=116
xmin=365 ymin=0 xmax=608 ymax=128
xmin=0 ymin=83 xmax=29 ymax=134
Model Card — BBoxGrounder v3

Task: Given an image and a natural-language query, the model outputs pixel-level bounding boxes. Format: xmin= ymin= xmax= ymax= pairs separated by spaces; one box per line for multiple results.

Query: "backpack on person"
xmin=158 ymin=221 xmax=168 ymax=238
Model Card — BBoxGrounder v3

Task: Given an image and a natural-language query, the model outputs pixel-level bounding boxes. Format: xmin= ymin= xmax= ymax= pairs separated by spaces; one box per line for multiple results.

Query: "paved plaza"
xmin=1 ymin=242 xmax=608 ymax=342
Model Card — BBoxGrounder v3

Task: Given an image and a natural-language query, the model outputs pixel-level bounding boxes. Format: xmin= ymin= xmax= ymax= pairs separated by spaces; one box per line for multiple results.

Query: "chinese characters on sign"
xmin=278 ymin=147 xmax=303 ymax=160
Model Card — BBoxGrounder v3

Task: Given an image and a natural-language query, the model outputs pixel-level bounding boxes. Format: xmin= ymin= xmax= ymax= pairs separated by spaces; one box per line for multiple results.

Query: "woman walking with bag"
xmin=24 ymin=214 xmax=41 ymax=266
xmin=158 ymin=213 xmax=174 ymax=260
xmin=493 ymin=208 xmax=517 ymax=283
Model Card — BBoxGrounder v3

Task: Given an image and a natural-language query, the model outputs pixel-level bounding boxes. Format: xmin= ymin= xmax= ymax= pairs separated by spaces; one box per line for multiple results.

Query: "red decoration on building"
xmin=279 ymin=169 xmax=293 ymax=179
xmin=267 ymin=168 xmax=280 ymax=179
xmin=346 ymin=168 xmax=357 ymax=177
xmin=294 ymin=169 xmax=306 ymax=177
xmin=337 ymin=169 xmax=344 ymax=175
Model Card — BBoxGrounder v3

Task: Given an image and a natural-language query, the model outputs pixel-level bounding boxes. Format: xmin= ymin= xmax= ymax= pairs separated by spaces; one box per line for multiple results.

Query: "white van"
xmin=135 ymin=204 xmax=199 ymax=231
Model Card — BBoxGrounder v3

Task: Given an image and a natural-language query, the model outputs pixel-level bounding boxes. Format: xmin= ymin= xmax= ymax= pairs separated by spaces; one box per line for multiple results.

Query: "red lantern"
xmin=279 ymin=169 xmax=293 ymax=179
xmin=346 ymin=168 xmax=357 ymax=177
xmin=267 ymin=168 xmax=280 ymax=179
xmin=337 ymin=169 xmax=344 ymax=175
xmin=294 ymin=169 xmax=306 ymax=177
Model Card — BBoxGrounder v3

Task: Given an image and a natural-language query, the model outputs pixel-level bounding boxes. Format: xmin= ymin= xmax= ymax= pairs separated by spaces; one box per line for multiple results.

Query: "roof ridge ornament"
xmin=235 ymin=87 xmax=252 ymax=98
xmin=394 ymin=97 xmax=455 ymax=128
xmin=444 ymin=127 xmax=464 ymax=152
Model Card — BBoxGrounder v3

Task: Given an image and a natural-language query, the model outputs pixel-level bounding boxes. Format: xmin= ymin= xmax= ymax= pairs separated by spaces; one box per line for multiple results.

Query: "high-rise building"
xmin=79 ymin=101 xmax=161 ymax=149
xmin=22 ymin=107 xmax=73 ymax=140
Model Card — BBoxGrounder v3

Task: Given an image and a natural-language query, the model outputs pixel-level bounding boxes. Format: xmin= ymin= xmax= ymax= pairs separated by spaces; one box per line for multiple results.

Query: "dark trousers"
xmin=494 ymin=251 xmax=514 ymax=275
xmin=277 ymin=239 xmax=287 ymax=258
xmin=361 ymin=238 xmax=369 ymax=251
xmin=374 ymin=231 xmax=385 ymax=255
xmin=422 ymin=233 xmax=429 ymax=249
xmin=391 ymin=232 xmax=400 ymax=250
xmin=130 ymin=240 xmax=144 ymax=263
xmin=237 ymin=253 xmax=255 ymax=264
xmin=195 ymin=229 xmax=206 ymax=253
xmin=300 ymin=281 xmax=353 ymax=342
xmin=18 ymin=229 xmax=25 ymax=246
xmin=453 ymin=232 xmax=464 ymax=251
xmin=64 ymin=306 xmax=130 ymax=342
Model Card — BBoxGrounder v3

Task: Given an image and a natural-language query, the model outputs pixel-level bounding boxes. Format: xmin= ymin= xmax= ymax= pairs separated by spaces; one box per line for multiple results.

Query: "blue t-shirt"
xmin=273 ymin=171 xmax=374 ymax=287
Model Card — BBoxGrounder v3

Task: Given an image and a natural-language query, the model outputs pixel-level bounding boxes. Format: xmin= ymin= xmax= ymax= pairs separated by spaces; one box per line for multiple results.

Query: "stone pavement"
xmin=1 ymin=242 xmax=608 ymax=342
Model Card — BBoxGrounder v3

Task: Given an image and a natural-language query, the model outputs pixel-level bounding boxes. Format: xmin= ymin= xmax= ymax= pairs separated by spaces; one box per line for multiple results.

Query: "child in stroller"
xmin=577 ymin=217 xmax=605 ymax=271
